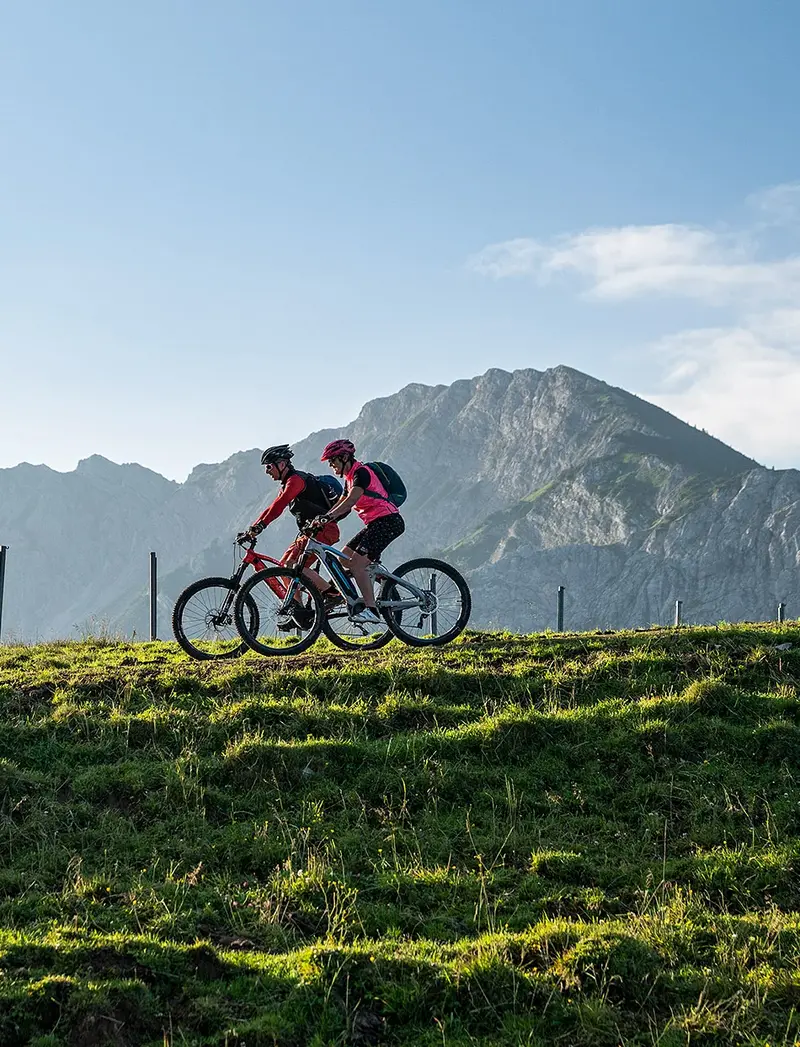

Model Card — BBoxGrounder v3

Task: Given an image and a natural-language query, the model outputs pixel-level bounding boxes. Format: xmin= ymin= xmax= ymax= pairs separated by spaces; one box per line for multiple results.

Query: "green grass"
xmin=1 ymin=625 xmax=800 ymax=1045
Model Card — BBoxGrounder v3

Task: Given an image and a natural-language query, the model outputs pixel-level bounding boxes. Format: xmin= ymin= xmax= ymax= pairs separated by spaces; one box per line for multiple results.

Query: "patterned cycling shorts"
xmin=345 ymin=513 xmax=405 ymax=562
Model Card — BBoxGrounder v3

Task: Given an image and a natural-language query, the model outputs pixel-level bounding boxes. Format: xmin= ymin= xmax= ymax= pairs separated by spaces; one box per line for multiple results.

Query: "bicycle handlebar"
xmin=236 ymin=520 xmax=325 ymax=547
xmin=300 ymin=519 xmax=328 ymax=537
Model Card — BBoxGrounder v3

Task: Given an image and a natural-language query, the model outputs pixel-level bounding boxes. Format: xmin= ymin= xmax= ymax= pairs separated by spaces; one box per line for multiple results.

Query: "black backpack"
xmin=289 ymin=471 xmax=343 ymax=524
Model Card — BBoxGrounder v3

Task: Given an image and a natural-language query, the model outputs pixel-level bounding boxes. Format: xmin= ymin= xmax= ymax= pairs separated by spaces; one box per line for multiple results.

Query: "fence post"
xmin=557 ymin=585 xmax=565 ymax=632
xmin=149 ymin=552 xmax=158 ymax=641
xmin=778 ymin=602 xmax=786 ymax=623
xmin=0 ymin=545 xmax=7 ymax=642
xmin=674 ymin=599 xmax=683 ymax=627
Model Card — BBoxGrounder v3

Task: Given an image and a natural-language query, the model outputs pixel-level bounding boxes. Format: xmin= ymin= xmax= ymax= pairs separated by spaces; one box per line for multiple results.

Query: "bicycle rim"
xmin=172 ymin=578 xmax=256 ymax=660
xmin=380 ymin=558 xmax=471 ymax=647
xmin=234 ymin=568 xmax=323 ymax=656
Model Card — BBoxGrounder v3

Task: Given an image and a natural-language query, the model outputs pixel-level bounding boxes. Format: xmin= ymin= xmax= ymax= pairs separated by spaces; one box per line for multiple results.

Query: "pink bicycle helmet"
xmin=320 ymin=439 xmax=356 ymax=462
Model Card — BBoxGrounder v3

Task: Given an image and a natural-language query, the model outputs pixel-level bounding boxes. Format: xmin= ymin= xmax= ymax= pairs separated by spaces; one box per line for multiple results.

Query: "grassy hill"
xmin=1 ymin=627 xmax=799 ymax=1046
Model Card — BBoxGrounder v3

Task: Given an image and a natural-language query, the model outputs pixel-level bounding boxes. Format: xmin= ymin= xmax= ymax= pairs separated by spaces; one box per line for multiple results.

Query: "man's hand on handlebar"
xmin=236 ymin=527 xmax=261 ymax=546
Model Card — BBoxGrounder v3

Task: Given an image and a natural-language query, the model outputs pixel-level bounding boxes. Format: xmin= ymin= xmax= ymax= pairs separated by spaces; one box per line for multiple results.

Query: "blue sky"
xmin=2 ymin=0 xmax=800 ymax=478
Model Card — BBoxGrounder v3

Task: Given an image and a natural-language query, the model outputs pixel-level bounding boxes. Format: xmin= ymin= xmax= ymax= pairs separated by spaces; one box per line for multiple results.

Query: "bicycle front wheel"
xmin=379 ymin=558 xmax=471 ymax=647
xmin=234 ymin=568 xmax=323 ymax=656
xmin=172 ymin=577 xmax=258 ymax=661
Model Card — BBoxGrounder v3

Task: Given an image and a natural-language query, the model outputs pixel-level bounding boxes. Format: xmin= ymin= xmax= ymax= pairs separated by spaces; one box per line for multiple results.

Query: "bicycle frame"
xmin=231 ymin=533 xmax=432 ymax=634
xmin=207 ymin=543 xmax=288 ymax=629
xmin=239 ymin=544 xmax=281 ymax=580
xmin=301 ymin=536 xmax=430 ymax=614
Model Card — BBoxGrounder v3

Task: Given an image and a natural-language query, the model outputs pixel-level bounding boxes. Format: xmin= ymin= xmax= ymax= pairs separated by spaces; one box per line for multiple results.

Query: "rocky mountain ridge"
xmin=2 ymin=364 xmax=794 ymax=640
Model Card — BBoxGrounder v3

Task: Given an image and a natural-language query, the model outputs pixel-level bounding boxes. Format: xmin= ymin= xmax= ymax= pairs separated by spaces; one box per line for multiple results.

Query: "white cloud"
xmin=467 ymin=237 xmax=549 ymax=279
xmin=469 ymin=224 xmax=724 ymax=282
xmin=468 ymin=197 xmax=800 ymax=307
xmin=641 ymin=321 xmax=800 ymax=467
xmin=748 ymin=307 xmax=800 ymax=345
xmin=547 ymin=224 xmax=725 ymax=274
xmin=469 ymin=226 xmax=800 ymax=306
xmin=470 ymin=184 xmax=800 ymax=466
xmin=747 ymin=181 xmax=800 ymax=224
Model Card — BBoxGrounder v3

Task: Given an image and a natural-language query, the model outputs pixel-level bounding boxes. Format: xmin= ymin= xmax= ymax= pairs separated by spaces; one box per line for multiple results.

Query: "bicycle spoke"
xmin=320 ymin=572 xmax=393 ymax=650
xmin=235 ymin=568 xmax=323 ymax=656
xmin=379 ymin=559 xmax=470 ymax=647
xmin=173 ymin=580 xmax=250 ymax=660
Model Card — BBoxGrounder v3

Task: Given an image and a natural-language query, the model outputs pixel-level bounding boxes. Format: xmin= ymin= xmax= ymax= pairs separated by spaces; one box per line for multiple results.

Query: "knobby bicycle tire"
xmin=379 ymin=557 xmax=471 ymax=647
xmin=234 ymin=567 xmax=324 ymax=656
xmin=172 ymin=576 xmax=258 ymax=661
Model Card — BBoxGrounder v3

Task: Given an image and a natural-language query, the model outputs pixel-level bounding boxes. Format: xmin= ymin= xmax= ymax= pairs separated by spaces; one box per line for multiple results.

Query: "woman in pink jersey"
xmin=315 ymin=439 xmax=405 ymax=623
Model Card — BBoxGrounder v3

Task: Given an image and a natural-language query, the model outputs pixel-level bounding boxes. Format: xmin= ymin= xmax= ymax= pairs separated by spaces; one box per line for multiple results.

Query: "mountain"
xmin=450 ymin=455 xmax=800 ymax=631
xmin=2 ymin=364 xmax=796 ymax=641
xmin=0 ymin=457 xmax=177 ymax=640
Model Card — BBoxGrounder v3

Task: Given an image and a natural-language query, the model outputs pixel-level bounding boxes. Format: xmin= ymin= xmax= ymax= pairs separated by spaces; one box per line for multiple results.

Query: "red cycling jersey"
xmin=252 ymin=473 xmax=340 ymax=568
xmin=252 ymin=473 xmax=306 ymax=530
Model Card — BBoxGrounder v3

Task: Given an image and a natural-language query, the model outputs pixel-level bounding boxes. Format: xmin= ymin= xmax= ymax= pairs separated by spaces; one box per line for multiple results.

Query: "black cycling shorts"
xmin=346 ymin=513 xmax=405 ymax=561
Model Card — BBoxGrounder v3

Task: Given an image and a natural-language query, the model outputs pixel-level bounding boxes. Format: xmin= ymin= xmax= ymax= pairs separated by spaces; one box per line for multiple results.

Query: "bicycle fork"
xmin=221 ymin=564 xmax=294 ymax=623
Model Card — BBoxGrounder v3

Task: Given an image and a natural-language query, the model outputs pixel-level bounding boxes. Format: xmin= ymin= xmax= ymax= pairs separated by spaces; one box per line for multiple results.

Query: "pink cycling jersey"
xmin=345 ymin=461 xmax=400 ymax=525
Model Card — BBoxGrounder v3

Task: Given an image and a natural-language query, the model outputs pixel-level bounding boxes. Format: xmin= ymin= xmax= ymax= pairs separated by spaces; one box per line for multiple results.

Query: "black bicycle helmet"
xmin=261 ymin=444 xmax=294 ymax=466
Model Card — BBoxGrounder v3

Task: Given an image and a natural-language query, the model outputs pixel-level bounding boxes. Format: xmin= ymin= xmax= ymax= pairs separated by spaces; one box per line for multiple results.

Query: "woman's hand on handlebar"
xmin=303 ymin=517 xmax=330 ymax=536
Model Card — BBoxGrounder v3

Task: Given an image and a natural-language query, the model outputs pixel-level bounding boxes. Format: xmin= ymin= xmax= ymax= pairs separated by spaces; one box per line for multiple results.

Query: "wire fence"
xmin=0 ymin=545 xmax=793 ymax=644
xmin=0 ymin=547 xmax=162 ymax=644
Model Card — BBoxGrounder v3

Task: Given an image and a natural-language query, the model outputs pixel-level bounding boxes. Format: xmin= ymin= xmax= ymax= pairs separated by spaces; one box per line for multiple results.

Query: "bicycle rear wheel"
xmin=234 ymin=567 xmax=323 ymax=656
xmin=379 ymin=558 xmax=471 ymax=647
xmin=172 ymin=577 xmax=258 ymax=661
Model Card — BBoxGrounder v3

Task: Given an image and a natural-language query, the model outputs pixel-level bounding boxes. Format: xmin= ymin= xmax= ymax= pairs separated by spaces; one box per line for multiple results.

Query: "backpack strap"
xmin=356 ymin=463 xmax=391 ymax=501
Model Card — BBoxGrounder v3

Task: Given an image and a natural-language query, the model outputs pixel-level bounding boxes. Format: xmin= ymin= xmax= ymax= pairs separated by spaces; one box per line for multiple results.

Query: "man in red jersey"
xmin=242 ymin=444 xmax=340 ymax=628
